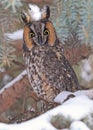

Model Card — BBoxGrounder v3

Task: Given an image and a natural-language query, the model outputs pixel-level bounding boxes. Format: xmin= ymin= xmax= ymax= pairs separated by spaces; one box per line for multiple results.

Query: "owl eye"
xmin=29 ymin=32 xmax=35 ymax=38
xmin=44 ymin=29 xmax=50 ymax=35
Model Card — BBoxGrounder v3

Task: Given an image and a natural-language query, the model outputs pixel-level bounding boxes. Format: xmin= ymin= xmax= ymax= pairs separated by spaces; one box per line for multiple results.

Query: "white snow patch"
xmin=81 ymin=59 xmax=93 ymax=82
xmin=28 ymin=4 xmax=41 ymax=21
xmin=54 ymin=89 xmax=93 ymax=104
xmin=2 ymin=74 xmax=12 ymax=83
xmin=5 ymin=29 xmax=23 ymax=40
xmin=58 ymin=95 xmax=93 ymax=120
xmin=70 ymin=121 xmax=90 ymax=130
xmin=82 ymin=60 xmax=92 ymax=72
xmin=54 ymin=91 xmax=74 ymax=104
xmin=74 ymin=89 xmax=93 ymax=99
xmin=81 ymin=71 xmax=93 ymax=82
xmin=0 ymin=68 xmax=5 ymax=72
xmin=1 ymin=74 xmax=12 ymax=86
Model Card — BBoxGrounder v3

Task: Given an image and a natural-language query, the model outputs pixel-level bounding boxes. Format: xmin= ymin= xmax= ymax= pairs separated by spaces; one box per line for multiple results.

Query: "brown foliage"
xmin=64 ymin=44 xmax=91 ymax=65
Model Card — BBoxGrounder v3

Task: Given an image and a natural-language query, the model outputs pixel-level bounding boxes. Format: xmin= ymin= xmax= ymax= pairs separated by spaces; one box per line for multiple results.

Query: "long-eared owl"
xmin=21 ymin=5 xmax=80 ymax=102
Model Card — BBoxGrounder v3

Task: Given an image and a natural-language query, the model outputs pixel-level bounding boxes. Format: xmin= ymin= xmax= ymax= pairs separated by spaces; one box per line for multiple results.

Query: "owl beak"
xmin=38 ymin=33 xmax=43 ymax=45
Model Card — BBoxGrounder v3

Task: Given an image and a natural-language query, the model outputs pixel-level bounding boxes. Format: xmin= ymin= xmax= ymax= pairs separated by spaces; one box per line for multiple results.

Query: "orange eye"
xmin=29 ymin=32 xmax=35 ymax=37
xmin=44 ymin=29 xmax=49 ymax=35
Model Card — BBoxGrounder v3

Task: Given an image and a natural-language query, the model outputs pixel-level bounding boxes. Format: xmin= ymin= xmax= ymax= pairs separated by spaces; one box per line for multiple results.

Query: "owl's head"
xmin=21 ymin=5 xmax=57 ymax=51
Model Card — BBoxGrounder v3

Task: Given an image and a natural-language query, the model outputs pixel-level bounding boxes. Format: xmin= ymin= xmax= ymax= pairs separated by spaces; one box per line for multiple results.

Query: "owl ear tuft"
xmin=21 ymin=11 xmax=31 ymax=24
xmin=41 ymin=5 xmax=50 ymax=20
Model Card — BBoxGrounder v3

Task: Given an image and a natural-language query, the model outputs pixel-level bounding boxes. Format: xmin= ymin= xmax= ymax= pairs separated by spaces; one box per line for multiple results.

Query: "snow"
xmin=54 ymin=89 xmax=93 ymax=104
xmin=0 ymin=68 xmax=5 ymax=72
xmin=81 ymin=59 xmax=93 ymax=82
xmin=70 ymin=121 xmax=90 ymax=130
xmin=54 ymin=91 xmax=74 ymax=104
xmin=74 ymin=89 xmax=93 ymax=99
xmin=28 ymin=4 xmax=41 ymax=21
xmin=82 ymin=60 xmax=92 ymax=72
xmin=5 ymin=29 xmax=23 ymax=40
xmin=61 ymin=95 xmax=93 ymax=120
xmin=0 ymin=95 xmax=93 ymax=130
xmin=1 ymin=74 xmax=12 ymax=86
xmin=81 ymin=70 xmax=93 ymax=82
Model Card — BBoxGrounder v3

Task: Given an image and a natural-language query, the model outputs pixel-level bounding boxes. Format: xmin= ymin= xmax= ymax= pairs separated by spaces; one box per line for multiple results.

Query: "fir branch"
xmin=0 ymin=44 xmax=16 ymax=67
xmin=52 ymin=0 xmax=93 ymax=44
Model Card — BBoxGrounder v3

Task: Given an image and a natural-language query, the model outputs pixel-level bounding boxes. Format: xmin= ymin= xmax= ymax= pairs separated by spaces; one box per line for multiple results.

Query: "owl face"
xmin=21 ymin=6 xmax=57 ymax=50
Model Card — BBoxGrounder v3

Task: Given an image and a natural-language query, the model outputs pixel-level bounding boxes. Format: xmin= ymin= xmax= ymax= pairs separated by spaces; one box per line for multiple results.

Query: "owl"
xmin=21 ymin=5 xmax=80 ymax=104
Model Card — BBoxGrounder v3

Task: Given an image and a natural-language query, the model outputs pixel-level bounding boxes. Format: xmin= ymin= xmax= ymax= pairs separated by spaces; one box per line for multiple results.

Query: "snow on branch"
xmin=0 ymin=70 xmax=27 ymax=94
xmin=54 ymin=89 xmax=93 ymax=104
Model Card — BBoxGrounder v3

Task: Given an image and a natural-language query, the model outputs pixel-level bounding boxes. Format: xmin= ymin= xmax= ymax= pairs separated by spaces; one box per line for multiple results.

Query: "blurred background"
xmin=0 ymin=0 xmax=93 ymax=123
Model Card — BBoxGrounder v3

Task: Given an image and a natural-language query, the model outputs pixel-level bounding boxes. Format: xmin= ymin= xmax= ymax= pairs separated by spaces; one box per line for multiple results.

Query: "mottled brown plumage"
xmin=21 ymin=5 xmax=80 ymax=103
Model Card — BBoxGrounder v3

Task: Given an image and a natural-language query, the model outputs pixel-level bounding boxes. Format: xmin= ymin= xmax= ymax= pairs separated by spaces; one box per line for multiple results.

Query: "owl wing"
xmin=60 ymin=54 xmax=80 ymax=90
xmin=43 ymin=49 xmax=80 ymax=92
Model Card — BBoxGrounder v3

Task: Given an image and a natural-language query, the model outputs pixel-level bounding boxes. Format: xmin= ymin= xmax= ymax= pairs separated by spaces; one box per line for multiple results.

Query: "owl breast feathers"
xmin=21 ymin=5 xmax=80 ymax=102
